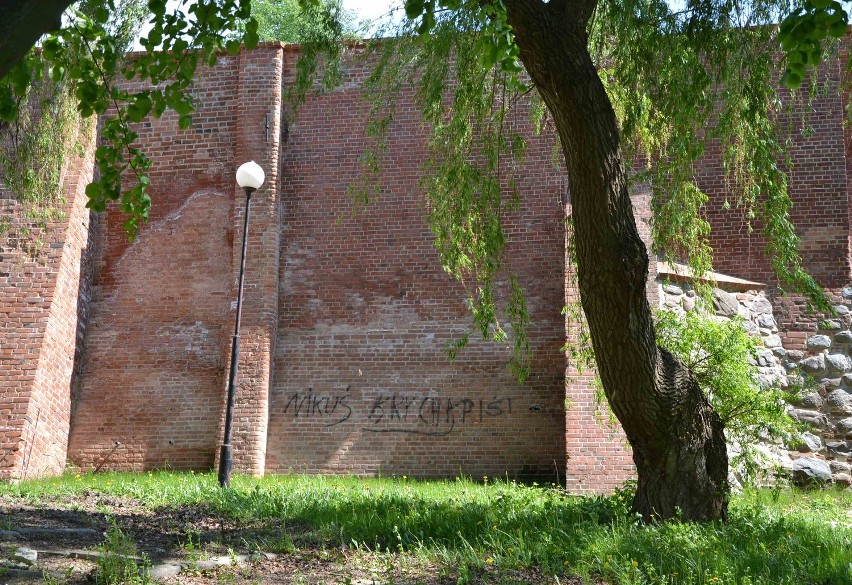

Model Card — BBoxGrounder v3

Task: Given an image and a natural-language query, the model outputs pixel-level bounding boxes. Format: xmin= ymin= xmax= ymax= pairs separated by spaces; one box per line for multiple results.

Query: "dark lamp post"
xmin=218 ymin=160 xmax=265 ymax=488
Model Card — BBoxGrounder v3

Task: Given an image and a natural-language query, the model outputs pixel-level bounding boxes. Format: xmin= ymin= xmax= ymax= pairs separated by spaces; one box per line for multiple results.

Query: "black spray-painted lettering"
xmin=366 ymin=394 xmax=513 ymax=436
xmin=283 ymin=389 xmax=513 ymax=436
xmin=283 ymin=386 xmax=352 ymax=426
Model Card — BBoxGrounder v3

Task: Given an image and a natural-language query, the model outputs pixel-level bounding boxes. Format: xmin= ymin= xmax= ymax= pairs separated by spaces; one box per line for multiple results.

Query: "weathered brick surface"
xmin=264 ymin=48 xmax=567 ymax=480
xmin=214 ymin=45 xmax=285 ymax=476
xmin=67 ymin=53 xmax=243 ymax=471
xmin=0 ymin=121 xmax=96 ymax=480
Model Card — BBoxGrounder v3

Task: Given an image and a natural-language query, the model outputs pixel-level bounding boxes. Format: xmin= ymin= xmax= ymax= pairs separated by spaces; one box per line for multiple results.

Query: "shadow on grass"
xmin=3 ymin=474 xmax=851 ymax=584
xmin=201 ymin=478 xmax=852 ymax=584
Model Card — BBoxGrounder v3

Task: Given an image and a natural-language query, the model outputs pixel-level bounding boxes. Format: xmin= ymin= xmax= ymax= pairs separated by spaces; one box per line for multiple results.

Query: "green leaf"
xmin=85 ymin=198 xmax=107 ymax=212
xmin=123 ymin=216 xmax=139 ymax=240
xmin=829 ymin=19 xmax=847 ymax=36
xmin=8 ymin=62 xmax=31 ymax=96
xmin=173 ymin=38 xmax=189 ymax=54
xmin=178 ymin=114 xmax=192 ymax=129
xmin=126 ymin=94 xmax=153 ymax=122
xmin=49 ymin=65 xmax=65 ymax=82
xmin=170 ymin=96 xmax=193 ymax=116
xmin=782 ymin=70 xmax=803 ymax=90
xmin=41 ymin=37 xmax=63 ymax=61
xmin=94 ymin=6 xmax=110 ymax=22
xmin=85 ymin=182 xmax=103 ymax=199
xmin=405 ymin=0 xmax=425 ymax=20
xmin=145 ymin=27 xmax=163 ymax=48
xmin=152 ymin=93 xmax=167 ymax=117
xmin=148 ymin=0 xmax=167 ymax=16
xmin=0 ymin=88 xmax=17 ymax=122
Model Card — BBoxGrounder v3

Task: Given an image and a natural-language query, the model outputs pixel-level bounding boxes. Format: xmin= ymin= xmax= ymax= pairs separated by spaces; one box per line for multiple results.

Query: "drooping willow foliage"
xmin=593 ymin=0 xmax=829 ymax=309
xmin=0 ymin=0 xmax=147 ymax=250
xmin=317 ymin=0 xmax=837 ymax=377
xmin=321 ymin=7 xmax=537 ymax=379
xmin=0 ymin=76 xmax=79 ymax=218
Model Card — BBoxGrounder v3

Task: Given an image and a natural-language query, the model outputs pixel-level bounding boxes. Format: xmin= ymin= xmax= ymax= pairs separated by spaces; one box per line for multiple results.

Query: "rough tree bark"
xmin=503 ymin=0 xmax=729 ymax=521
xmin=0 ymin=0 xmax=76 ymax=80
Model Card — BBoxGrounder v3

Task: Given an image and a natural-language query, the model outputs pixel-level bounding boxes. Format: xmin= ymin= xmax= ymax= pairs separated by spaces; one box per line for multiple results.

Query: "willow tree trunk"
xmin=504 ymin=0 xmax=729 ymax=521
xmin=0 ymin=0 xmax=75 ymax=80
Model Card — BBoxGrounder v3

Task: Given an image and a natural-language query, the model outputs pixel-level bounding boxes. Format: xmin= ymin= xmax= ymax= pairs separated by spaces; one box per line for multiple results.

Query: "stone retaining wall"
xmin=659 ymin=273 xmax=851 ymax=487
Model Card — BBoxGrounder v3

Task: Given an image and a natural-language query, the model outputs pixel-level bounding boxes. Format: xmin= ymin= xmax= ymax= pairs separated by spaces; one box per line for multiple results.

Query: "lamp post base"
xmin=218 ymin=444 xmax=232 ymax=488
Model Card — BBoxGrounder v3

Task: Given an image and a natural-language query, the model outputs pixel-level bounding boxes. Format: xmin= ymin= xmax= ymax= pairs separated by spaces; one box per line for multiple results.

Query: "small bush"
xmin=96 ymin=520 xmax=148 ymax=584
xmin=656 ymin=308 xmax=801 ymax=483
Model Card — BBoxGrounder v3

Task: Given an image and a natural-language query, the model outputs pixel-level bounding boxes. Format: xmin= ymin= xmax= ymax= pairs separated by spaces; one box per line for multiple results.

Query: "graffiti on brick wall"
xmin=282 ymin=388 xmax=513 ymax=436
xmin=366 ymin=394 xmax=513 ymax=436
xmin=283 ymin=387 xmax=353 ymax=426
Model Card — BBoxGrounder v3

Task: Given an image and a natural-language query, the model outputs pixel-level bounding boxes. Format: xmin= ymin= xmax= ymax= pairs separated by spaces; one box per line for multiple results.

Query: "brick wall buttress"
xmin=215 ymin=45 xmax=285 ymax=475
xmin=0 ymin=121 xmax=97 ymax=480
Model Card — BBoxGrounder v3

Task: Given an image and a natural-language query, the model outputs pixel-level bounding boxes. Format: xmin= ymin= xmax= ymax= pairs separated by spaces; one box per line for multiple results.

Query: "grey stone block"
xmin=751 ymin=296 xmax=773 ymax=314
xmin=830 ymin=460 xmax=852 ymax=474
xmin=801 ymin=354 xmax=826 ymax=373
xmin=789 ymin=409 xmax=829 ymax=427
xmin=9 ymin=547 xmax=37 ymax=566
xmin=835 ymin=330 xmax=852 ymax=344
xmin=826 ymin=353 xmax=852 ymax=373
xmin=827 ymin=389 xmax=852 ymax=414
xmin=791 ymin=456 xmax=832 ymax=486
xmin=797 ymin=432 xmax=822 ymax=453
xmin=807 ymin=335 xmax=832 ymax=351
xmin=148 ymin=563 xmax=183 ymax=581
xmin=757 ymin=313 xmax=777 ymax=329
xmin=826 ymin=441 xmax=852 ymax=457
xmin=712 ymin=288 xmax=740 ymax=317
xmin=836 ymin=417 xmax=852 ymax=438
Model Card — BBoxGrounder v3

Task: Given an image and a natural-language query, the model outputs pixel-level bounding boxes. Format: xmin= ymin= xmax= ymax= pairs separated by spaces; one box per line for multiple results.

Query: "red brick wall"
xmin=264 ymin=48 xmax=567 ymax=480
xmin=703 ymin=59 xmax=849 ymax=289
xmin=701 ymin=58 xmax=852 ymax=338
xmin=57 ymin=44 xmax=569 ymax=480
xmin=0 ymin=121 xmax=96 ymax=480
xmin=771 ymin=53 xmax=852 ymax=343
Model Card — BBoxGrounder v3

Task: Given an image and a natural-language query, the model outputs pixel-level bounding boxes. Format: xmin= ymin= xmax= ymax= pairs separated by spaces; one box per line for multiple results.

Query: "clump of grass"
xmin=3 ymin=472 xmax=851 ymax=584
xmin=95 ymin=519 xmax=149 ymax=585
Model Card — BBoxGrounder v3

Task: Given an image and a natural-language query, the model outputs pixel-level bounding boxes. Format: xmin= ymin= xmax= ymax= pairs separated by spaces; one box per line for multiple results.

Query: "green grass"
xmin=3 ymin=472 xmax=851 ymax=584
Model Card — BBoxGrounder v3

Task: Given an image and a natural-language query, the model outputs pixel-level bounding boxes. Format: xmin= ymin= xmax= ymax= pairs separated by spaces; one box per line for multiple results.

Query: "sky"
xmin=343 ymin=0 xmax=399 ymax=26
xmin=134 ymin=0 xmax=399 ymax=48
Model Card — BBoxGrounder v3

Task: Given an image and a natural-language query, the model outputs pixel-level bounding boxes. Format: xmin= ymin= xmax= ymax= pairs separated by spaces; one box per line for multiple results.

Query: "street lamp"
xmin=218 ymin=160 xmax=265 ymax=488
